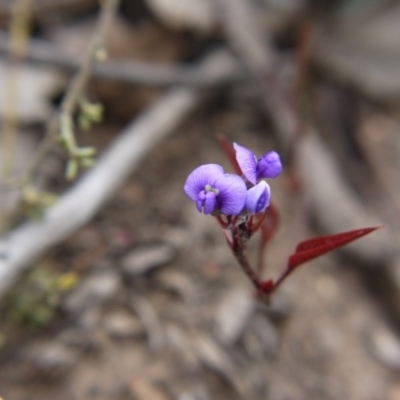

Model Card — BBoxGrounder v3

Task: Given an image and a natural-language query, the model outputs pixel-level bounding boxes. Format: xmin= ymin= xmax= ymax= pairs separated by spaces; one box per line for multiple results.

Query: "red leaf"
xmin=288 ymin=227 xmax=381 ymax=270
xmin=216 ymin=133 xmax=242 ymax=174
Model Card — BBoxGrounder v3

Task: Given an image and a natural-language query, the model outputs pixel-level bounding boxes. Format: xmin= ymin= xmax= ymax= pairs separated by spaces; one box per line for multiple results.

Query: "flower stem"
xmin=231 ymin=225 xmax=262 ymax=290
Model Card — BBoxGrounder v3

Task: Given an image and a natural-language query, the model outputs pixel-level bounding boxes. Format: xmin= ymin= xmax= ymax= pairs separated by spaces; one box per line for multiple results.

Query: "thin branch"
xmin=58 ymin=0 xmax=119 ymax=163
xmin=0 ymin=0 xmax=96 ymax=14
xmin=60 ymin=0 xmax=118 ymax=117
xmin=0 ymin=32 xmax=245 ymax=87
xmin=14 ymin=0 xmax=120 ymax=187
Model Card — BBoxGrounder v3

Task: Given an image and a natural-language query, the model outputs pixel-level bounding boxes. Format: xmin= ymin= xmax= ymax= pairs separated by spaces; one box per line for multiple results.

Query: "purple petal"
xmin=215 ymin=174 xmax=247 ymax=215
xmin=257 ymin=151 xmax=282 ymax=179
xmin=196 ymin=190 xmax=217 ymax=214
xmin=233 ymin=143 xmax=258 ymax=185
xmin=245 ymin=181 xmax=270 ymax=213
xmin=184 ymin=164 xmax=224 ymax=202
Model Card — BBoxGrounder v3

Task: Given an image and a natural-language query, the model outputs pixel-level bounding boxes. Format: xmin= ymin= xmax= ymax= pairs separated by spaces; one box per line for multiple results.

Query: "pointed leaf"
xmin=289 ymin=227 xmax=381 ymax=270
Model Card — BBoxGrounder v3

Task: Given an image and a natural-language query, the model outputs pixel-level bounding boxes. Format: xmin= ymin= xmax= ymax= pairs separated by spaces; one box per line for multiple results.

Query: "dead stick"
xmin=0 ymin=86 xmax=199 ymax=298
xmin=0 ymin=33 xmax=245 ymax=87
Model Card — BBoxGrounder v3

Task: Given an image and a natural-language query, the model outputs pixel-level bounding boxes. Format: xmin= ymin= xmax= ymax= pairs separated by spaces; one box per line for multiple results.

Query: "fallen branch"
xmin=0 ymin=85 xmax=200 ymax=298
xmin=0 ymin=32 xmax=245 ymax=87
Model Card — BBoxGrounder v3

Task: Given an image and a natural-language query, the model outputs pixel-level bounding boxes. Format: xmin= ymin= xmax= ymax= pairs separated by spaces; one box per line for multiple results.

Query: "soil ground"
xmin=0 ymin=96 xmax=398 ymax=400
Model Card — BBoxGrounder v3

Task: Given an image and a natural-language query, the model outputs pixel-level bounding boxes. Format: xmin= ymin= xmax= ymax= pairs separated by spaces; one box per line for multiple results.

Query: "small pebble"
xmin=26 ymin=341 xmax=80 ymax=378
xmin=64 ymin=270 xmax=121 ymax=314
xmin=130 ymin=378 xmax=170 ymax=400
xmin=121 ymin=242 xmax=176 ymax=276
xmin=261 ymin=292 xmax=292 ymax=322
xmin=365 ymin=325 xmax=400 ymax=370
xmin=215 ymin=287 xmax=255 ymax=345
xmin=58 ymin=328 xmax=101 ymax=353
xmin=250 ymin=315 xmax=280 ymax=358
xmin=103 ymin=311 xmax=144 ymax=339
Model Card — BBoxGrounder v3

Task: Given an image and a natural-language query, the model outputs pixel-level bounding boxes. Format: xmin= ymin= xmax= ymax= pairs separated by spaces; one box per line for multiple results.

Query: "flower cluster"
xmin=184 ymin=143 xmax=282 ymax=216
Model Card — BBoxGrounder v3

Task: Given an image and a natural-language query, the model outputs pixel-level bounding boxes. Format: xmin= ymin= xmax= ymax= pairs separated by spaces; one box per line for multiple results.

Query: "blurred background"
xmin=0 ymin=0 xmax=400 ymax=399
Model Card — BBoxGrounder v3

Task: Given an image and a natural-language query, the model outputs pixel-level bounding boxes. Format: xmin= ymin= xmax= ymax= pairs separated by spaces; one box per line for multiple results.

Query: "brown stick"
xmin=0 ymin=32 xmax=245 ymax=87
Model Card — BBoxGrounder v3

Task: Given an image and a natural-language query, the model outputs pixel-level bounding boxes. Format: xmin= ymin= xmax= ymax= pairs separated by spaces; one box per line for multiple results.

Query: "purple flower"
xmin=233 ymin=143 xmax=282 ymax=185
xmin=245 ymin=181 xmax=270 ymax=213
xmin=184 ymin=164 xmax=247 ymax=215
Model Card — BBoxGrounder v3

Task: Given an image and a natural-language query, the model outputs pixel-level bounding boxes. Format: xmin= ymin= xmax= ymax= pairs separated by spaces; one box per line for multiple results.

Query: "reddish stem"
xmin=292 ymin=23 xmax=313 ymax=110
xmin=287 ymin=24 xmax=313 ymax=183
xmin=257 ymin=203 xmax=280 ymax=275
xmin=270 ymin=269 xmax=290 ymax=294
xmin=216 ymin=214 xmax=229 ymax=229
xmin=231 ymin=225 xmax=268 ymax=297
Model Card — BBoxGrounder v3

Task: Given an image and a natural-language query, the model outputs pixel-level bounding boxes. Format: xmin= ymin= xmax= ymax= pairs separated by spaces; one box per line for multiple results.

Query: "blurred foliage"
xmin=0 ymin=332 xmax=6 ymax=349
xmin=57 ymin=98 xmax=103 ymax=181
xmin=78 ymin=98 xmax=104 ymax=131
xmin=5 ymin=264 xmax=79 ymax=330
xmin=19 ymin=186 xmax=58 ymax=219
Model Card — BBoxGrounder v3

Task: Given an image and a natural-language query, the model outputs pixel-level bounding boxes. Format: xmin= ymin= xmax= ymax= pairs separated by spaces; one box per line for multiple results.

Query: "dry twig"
xmin=17 ymin=0 xmax=119 ymax=187
xmin=0 ymin=33 xmax=245 ymax=87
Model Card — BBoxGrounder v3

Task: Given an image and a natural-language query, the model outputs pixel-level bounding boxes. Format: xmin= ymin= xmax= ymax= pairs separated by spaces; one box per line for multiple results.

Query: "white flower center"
xmin=205 ymin=184 xmax=219 ymax=195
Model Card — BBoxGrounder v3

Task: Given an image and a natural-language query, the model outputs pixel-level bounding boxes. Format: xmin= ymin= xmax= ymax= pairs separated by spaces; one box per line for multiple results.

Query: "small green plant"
xmin=19 ymin=186 xmax=58 ymax=219
xmin=78 ymin=97 xmax=104 ymax=131
xmin=58 ymin=111 xmax=98 ymax=181
xmin=5 ymin=264 xmax=78 ymax=330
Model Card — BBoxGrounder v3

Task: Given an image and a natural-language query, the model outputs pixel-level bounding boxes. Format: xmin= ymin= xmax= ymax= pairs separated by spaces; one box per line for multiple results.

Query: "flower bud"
xmin=245 ymin=181 xmax=270 ymax=214
xmin=257 ymin=151 xmax=282 ymax=179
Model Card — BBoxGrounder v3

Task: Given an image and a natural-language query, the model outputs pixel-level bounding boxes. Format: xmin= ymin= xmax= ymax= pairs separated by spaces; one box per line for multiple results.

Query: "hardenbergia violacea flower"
xmin=183 ymin=164 xmax=247 ymax=215
xmin=184 ymin=143 xmax=280 ymax=217
xmin=245 ymin=181 xmax=270 ymax=214
xmin=233 ymin=142 xmax=282 ymax=185
xmin=184 ymin=138 xmax=381 ymax=301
